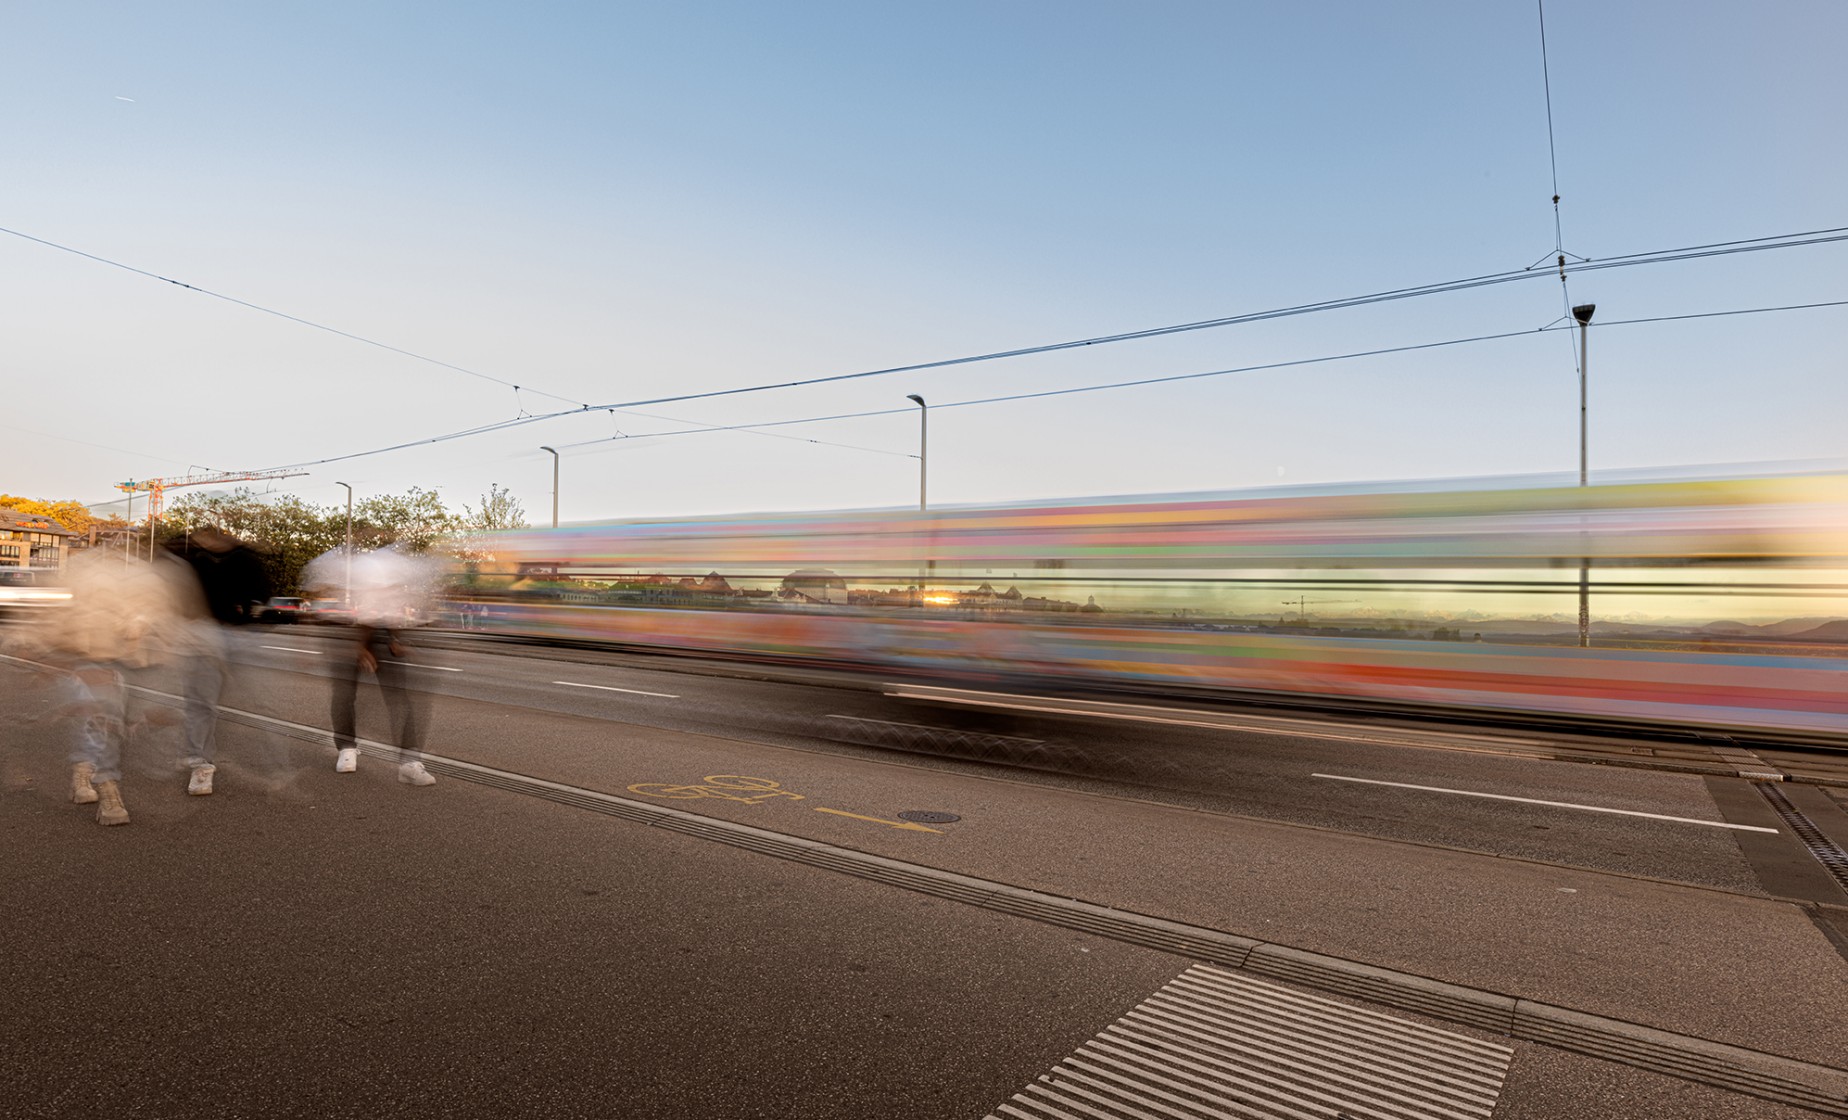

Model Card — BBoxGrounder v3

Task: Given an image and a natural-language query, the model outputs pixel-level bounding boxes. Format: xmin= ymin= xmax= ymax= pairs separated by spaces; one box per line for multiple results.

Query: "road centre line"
xmin=1311 ymin=773 xmax=1779 ymax=833
xmin=261 ymin=645 xmax=321 ymax=654
xmin=554 ymin=680 xmax=679 ymax=699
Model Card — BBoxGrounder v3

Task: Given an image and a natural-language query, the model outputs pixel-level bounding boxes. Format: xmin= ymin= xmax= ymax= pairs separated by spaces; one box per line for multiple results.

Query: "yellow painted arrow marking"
xmin=812 ymin=807 xmax=942 ymax=833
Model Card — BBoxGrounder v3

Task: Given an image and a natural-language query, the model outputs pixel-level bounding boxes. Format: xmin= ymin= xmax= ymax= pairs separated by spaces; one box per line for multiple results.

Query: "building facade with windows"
xmin=0 ymin=509 xmax=73 ymax=570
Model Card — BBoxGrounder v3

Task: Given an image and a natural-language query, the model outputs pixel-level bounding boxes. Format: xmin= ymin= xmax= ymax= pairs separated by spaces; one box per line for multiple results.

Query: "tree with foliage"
xmin=351 ymin=487 xmax=458 ymax=553
xmin=161 ymin=489 xmax=346 ymax=596
xmin=162 ymin=485 xmax=475 ymax=594
xmin=461 ymin=483 xmax=529 ymax=532
xmin=0 ymin=494 xmax=126 ymax=539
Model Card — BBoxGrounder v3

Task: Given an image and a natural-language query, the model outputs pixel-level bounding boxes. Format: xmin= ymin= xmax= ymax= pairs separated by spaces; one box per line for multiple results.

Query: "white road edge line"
xmin=261 ymin=645 xmax=321 ymax=654
xmin=553 ymin=680 xmax=679 ymax=699
xmin=1311 ymin=773 xmax=1779 ymax=833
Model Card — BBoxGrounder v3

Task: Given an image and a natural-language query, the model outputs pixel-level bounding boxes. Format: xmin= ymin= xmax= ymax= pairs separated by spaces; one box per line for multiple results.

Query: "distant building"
xmin=0 ymin=509 xmax=72 ymax=570
xmin=780 ymin=568 xmax=848 ymax=604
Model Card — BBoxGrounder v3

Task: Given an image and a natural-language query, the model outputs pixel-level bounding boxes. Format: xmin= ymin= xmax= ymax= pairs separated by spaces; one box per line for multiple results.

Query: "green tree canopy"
xmin=461 ymin=483 xmax=529 ymax=532
xmin=162 ymin=486 xmax=471 ymax=593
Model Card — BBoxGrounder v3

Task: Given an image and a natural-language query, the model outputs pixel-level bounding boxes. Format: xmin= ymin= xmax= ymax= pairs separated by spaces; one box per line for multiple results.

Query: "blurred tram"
xmin=451 ymin=472 xmax=1848 ymax=743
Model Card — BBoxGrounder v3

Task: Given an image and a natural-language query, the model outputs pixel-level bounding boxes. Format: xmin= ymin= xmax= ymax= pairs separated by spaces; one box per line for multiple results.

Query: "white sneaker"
xmin=335 ymin=747 xmax=358 ymax=773
xmin=398 ymin=761 xmax=436 ymax=786
xmin=188 ymin=764 xmax=216 ymax=796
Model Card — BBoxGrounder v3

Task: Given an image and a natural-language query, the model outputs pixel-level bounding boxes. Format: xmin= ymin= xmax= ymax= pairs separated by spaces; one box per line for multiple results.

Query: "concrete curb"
xmin=331 ymin=726 xmax=1848 ymax=1116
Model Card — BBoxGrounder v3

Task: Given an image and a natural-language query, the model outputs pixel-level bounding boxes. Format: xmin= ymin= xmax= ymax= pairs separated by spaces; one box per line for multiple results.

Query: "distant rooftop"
xmin=0 ymin=509 xmax=73 ymax=536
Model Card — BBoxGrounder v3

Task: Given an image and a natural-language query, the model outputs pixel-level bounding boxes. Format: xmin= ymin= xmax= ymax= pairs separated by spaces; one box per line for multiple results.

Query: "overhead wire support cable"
xmin=550 ymin=296 xmax=1848 ymax=449
xmin=6 ymin=219 xmax=1844 ymax=472
xmin=0 ymin=224 xmax=594 ymax=411
xmin=242 ymin=229 xmax=1848 ymax=474
xmin=9 ymin=219 xmax=1848 ymax=439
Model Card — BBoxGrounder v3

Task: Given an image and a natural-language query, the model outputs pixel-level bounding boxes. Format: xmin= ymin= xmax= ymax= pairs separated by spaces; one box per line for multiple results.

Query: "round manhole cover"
xmin=898 ymin=810 xmax=961 ymax=824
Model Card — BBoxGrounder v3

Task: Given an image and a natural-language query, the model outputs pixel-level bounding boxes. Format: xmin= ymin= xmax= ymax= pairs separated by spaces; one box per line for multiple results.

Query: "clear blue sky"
xmin=4 ymin=1 xmax=1844 ymax=522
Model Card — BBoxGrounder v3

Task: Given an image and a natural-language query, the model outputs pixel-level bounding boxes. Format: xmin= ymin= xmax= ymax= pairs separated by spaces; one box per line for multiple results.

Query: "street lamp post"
xmin=906 ymin=395 xmax=929 ymax=605
xmin=1572 ymin=303 xmax=1596 ymax=648
xmin=906 ymin=395 xmax=927 ymax=511
xmin=334 ymin=481 xmax=354 ymax=603
xmin=539 ymin=446 xmax=560 ymax=528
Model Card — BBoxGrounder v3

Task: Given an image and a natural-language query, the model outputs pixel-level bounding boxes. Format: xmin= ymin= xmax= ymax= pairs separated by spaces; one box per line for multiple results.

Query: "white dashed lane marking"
xmin=1312 ymin=772 xmax=1778 ymax=833
xmin=260 ymin=646 xmax=320 ymax=655
xmin=989 ymin=965 xmax=1513 ymax=1120
xmin=553 ymin=680 xmax=679 ymax=698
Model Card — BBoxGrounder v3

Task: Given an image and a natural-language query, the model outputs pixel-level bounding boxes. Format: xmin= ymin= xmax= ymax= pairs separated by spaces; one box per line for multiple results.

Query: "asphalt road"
xmin=6 ymin=636 xmax=1847 ymax=1119
xmin=157 ymin=626 xmax=1822 ymax=895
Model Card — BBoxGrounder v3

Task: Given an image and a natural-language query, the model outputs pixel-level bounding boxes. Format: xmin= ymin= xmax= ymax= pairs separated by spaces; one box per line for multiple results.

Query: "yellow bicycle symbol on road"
xmin=627 ymin=774 xmax=807 ymax=805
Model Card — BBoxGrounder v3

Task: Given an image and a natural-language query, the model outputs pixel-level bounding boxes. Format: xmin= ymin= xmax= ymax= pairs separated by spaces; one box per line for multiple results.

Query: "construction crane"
xmin=1282 ymin=596 xmax=1358 ymax=622
xmin=117 ymin=468 xmax=309 ymax=556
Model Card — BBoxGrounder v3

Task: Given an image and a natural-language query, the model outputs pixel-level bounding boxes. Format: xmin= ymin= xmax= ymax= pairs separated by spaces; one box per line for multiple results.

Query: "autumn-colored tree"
xmin=0 ymin=494 xmax=125 ymax=539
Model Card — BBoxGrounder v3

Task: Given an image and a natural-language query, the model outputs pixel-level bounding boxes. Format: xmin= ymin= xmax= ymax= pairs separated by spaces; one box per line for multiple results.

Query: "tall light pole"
xmin=123 ymin=488 xmax=135 ymax=559
xmin=334 ymin=481 xmax=354 ymax=603
xmin=905 ymin=395 xmax=927 ymax=511
xmin=1572 ymin=303 xmax=1596 ymax=648
xmin=906 ymin=395 xmax=929 ymax=603
xmin=539 ymin=446 xmax=560 ymax=528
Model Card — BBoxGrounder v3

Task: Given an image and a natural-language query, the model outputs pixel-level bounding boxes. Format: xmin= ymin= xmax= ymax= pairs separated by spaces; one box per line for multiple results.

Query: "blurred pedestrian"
xmin=303 ymin=545 xmax=439 ymax=786
xmin=13 ymin=552 xmax=180 ymax=826
xmin=171 ymin=527 xmax=272 ymax=796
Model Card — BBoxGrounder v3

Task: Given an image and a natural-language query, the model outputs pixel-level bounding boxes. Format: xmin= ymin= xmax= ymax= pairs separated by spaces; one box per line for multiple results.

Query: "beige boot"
xmin=71 ymin=761 xmax=99 ymax=804
xmin=95 ymin=780 xmax=129 ymax=826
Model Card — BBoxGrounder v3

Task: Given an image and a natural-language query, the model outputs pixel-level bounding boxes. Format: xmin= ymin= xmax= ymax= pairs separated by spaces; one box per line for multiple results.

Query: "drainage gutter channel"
xmin=185 ymin=696 xmax=1848 ymax=1117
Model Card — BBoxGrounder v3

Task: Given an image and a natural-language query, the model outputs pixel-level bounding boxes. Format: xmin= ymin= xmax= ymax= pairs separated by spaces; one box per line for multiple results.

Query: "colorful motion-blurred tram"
xmin=454 ymin=473 xmax=1848 ymax=742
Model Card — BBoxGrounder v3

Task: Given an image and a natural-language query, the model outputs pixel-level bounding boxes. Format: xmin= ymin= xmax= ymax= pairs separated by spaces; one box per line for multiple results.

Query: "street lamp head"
xmin=1571 ymin=303 xmax=1596 ymax=325
xmin=906 ymin=394 xmax=926 ymax=407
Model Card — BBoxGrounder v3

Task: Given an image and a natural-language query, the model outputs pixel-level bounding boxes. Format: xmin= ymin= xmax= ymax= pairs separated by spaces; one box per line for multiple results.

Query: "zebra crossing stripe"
xmin=989 ymin=965 xmax=1513 ymax=1120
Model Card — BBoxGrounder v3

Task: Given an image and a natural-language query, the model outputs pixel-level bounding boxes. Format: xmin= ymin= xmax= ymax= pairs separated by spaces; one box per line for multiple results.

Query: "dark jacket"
xmin=186 ymin=545 xmax=272 ymax=625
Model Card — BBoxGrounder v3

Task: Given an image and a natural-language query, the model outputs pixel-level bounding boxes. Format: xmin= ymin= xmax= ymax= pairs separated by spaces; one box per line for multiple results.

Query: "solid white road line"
xmin=261 ymin=645 xmax=321 ymax=654
xmin=382 ymin=661 xmax=461 ymax=672
xmin=553 ymin=680 xmax=679 ymax=699
xmin=1311 ymin=773 xmax=1779 ymax=833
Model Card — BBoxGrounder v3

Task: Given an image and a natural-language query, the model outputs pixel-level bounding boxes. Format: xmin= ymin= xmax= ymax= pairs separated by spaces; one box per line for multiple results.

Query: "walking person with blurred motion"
xmin=171 ymin=527 xmax=271 ymax=796
xmin=304 ymin=545 xmax=438 ymax=786
xmin=10 ymin=552 xmax=180 ymax=826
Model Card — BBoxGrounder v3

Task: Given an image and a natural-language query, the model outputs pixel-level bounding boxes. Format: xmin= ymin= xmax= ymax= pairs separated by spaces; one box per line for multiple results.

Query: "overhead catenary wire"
xmin=9 ymin=220 xmax=1848 ymax=450
xmin=65 ymin=294 xmax=1848 ymax=511
xmin=552 ymin=326 xmax=1552 ymax=452
xmin=552 ymin=295 xmax=1848 ymax=450
xmin=11 ymin=220 xmax=1846 ymax=481
xmin=0 ymin=225 xmax=594 ymax=412
xmin=244 ymin=232 xmax=1848 ymax=476
xmin=602 ymin=407 xmax=915 ymax=459
xmin=1533 ymin=0 xmax=1586 ymax=389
